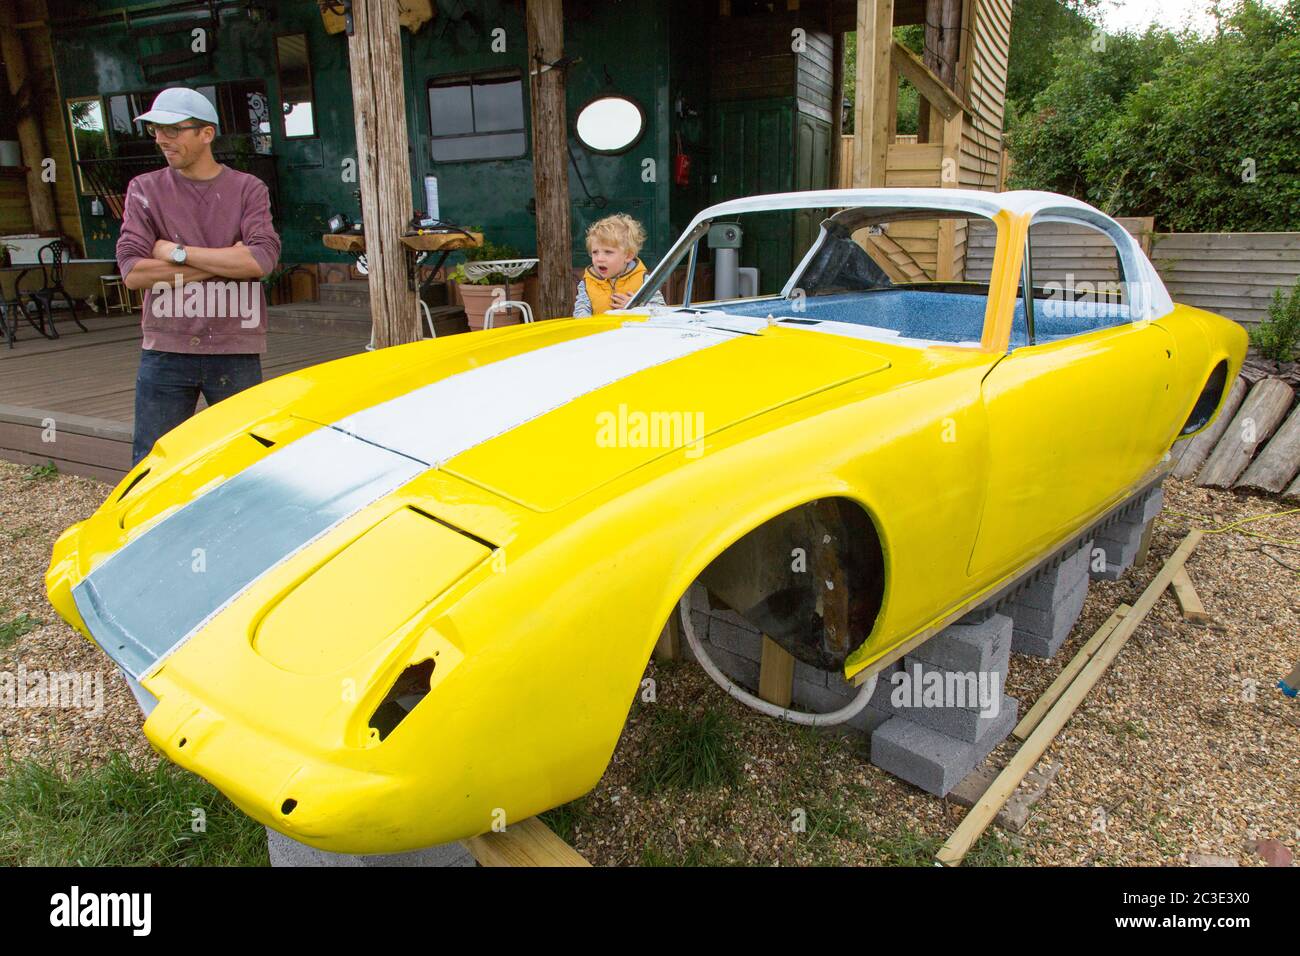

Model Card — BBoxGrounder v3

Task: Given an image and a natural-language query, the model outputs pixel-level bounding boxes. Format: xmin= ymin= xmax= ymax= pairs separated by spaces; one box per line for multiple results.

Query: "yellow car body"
xmin=46 ymin=189 xmax=1245 ymax=852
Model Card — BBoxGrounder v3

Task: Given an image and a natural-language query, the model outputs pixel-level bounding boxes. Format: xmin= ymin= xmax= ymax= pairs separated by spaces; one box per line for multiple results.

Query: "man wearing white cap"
xmin=117 ymin=87 xmax=281 ymax=466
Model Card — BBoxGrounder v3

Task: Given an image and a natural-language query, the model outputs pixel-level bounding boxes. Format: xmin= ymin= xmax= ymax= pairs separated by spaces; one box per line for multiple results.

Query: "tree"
xmin=1004 ymin=0 xmax=1099 ymax=113
xmin=1007 ymin=0 xmax=1300 ymax=232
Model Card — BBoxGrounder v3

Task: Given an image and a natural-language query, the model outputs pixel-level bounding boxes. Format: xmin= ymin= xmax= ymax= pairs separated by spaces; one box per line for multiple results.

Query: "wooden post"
xmin=0 ymin=5 xmax=58 ymax=235
xmin=346 ymin=0 xmax=419 ymax=349
xmin=852 ymin=0 xmax=894 ymax=188
xmin=527 ymin=0 xmax=573 ymax=319
xmin=935 ymin=112 xmax=963 ymax=279
xmin=828 ymin=27 xmax=844 ymax=188
xmin=653 ymin=611 xmax=682 ymax=662
xmin=928 ymin=0 xmax=962 ymax=88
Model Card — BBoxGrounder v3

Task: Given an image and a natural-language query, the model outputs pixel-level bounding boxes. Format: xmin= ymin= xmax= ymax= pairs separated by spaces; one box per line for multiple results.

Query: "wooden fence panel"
xmin=1149 ymin=232 xmax=1300 ymax=328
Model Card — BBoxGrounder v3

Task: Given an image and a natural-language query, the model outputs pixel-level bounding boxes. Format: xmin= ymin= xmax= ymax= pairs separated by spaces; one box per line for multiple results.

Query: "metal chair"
xmin=18 ymin=239 xmax=88 ymax=339
xmin=0 ymin=292 xmax=18 ymax=349
xmin=482 ymin=298 xmax=534 ymax=330
xmin=99 ymin=274 xmax=133 ymax=314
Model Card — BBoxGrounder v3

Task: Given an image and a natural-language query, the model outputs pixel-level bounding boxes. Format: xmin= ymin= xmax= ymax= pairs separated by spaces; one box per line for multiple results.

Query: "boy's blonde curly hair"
xmin=585 ymin=213 xmax=646 ymax=256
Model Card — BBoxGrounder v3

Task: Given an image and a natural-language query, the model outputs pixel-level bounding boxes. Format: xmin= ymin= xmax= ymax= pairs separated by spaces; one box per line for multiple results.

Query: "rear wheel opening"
xmin=1180 ymin=361 xmax=1228 ymax=436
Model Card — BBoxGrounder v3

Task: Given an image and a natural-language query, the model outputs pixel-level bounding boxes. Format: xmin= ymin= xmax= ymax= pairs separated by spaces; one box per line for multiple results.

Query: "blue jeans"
xmin=132 ymin=350 xmax=263 ymax=466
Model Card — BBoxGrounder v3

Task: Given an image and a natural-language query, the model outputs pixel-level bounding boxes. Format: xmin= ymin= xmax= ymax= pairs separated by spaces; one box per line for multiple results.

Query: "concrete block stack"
xmin=1002 ymin=540 xmax=1092 ymax=658
xmin=868 ymin=613 xmax=1019 ymax=796
xmin=1088 ymin=486 xmax=1163 ymax=582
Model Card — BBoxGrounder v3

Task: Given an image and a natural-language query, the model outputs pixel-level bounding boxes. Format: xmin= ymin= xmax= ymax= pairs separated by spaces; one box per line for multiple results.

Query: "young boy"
xmin=573 ymin=213 xmax=666 ymax=316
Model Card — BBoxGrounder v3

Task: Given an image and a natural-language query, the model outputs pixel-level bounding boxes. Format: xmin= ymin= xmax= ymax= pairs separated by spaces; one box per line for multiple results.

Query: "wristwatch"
xmin=170 ymin=244 xmax=187 ymax=265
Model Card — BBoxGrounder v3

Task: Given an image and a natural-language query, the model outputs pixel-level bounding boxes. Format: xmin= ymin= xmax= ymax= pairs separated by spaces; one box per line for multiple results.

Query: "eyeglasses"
xmin=145 ymin=123 xmax=206 ymax=138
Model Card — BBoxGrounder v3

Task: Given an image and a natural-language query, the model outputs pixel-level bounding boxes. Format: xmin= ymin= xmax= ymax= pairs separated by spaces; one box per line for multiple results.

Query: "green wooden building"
xmin=16 ymin=0 xmax=855 ymax=288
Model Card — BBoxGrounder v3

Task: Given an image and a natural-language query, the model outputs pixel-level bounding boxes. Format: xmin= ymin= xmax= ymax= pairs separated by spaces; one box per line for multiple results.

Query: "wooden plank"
xmin=1172 ymin=375 xmax=1249 ymax=480
xmin=1196 ymin=378 xmax=1295 ymax=488
xmin=1170 ymin=567 xmax=1210 ymax=624
xmin=891 ymin=39 xmax=964 ymax=120
xmin=1161 ymin=281 xmax=1298 ymax=299
xmin=462 ymin=817 xmax=590 ymax=867
xmin=1012 ymin=605 xmax=1130 ymax=741
xmin=937 ymin=532 xmax=1203 ymax=866
xmin=1157 ymin=262 xmax=1300 ymax=277
xmin=1236 ymin=400 xmax=1300 ymax=494
xmin=887 ymin=142 xmax=945 ymax=170
xmin=758 ymin=636 xmax=795 ymax=708
xmin=1153 ymin=232 xmax=1300 ymax=250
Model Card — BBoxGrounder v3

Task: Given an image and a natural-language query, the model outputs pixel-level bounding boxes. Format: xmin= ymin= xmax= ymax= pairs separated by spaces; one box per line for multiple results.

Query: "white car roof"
xmin=690 ymin=187 xmax=1096 ymax=223
xmin=677 ymin=188 xmax=1174 ymax=322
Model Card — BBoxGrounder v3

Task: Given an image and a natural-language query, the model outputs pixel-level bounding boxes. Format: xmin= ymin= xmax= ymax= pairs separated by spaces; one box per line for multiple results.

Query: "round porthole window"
xmin=575 ymin=95 xmax=645 ymax=154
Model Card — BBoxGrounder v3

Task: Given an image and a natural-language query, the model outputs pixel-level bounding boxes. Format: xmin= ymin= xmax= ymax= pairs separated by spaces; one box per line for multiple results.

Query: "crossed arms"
xmin=117 ymin=177 xmax=280 ymax=290
xmin=122 ymin=241 xmax=265 ymax=290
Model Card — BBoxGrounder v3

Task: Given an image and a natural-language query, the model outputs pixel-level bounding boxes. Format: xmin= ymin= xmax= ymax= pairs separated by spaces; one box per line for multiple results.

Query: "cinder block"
xmin=870 ymin=704 xmax=1018 ymax=796
xmin=677 ymin=611 xmax=711 ymax=663
xmin=1135 ymin=487 xmax=1163 ymax=525
xmin=1007 ymin=576 xmax=1088 ymax=639
xmin=706 ymin=618 xmax=764 ymax=662
xmin=1060 ymin=539 xmax=1092 ymax=580
xmin=864 ymin=662 xmax=903 ymax=712
xmin=1011 ymin=577 xmax=1088 ymax=658
xmin=1088 ymin=528 xmax=1142 ymax=582
xmin=791 ymin=675 xmax=890 ymax=734
xmin=793 ymin=659 xmax=830 ymax=688
xmin=703 ymin=643 xmax=761 ymax=689
xmin=890 ymin=689 xmax=1019 ymax=743
xmin=266 ymin=828 xmax=475 ymax=867
xmin=709 ymin=606 xmax=761 ymax=632
xmin=905 ymin=613 xmax=1012 ymax=675
xmin=1016 ymin=549 xmax=1089 ymax=611
xmin=1089 ymin=560 xmax=1125 ymax=582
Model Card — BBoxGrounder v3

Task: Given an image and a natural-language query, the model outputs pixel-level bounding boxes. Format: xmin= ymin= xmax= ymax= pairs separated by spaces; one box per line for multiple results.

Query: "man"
xmin=117 ymin=87 xmax=280 ymax=466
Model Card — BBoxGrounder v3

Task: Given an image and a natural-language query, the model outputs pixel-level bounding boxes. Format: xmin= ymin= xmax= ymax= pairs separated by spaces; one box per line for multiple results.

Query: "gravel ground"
xmin=0 ymin=463 xmax=156 ymax=774
xmin=1 ymin=460 xmax=1295 ymax=865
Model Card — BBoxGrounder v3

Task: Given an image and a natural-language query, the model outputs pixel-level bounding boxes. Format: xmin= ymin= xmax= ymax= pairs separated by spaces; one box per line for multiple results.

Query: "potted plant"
xmin=450 ymin=237 xmax=533 ymax=330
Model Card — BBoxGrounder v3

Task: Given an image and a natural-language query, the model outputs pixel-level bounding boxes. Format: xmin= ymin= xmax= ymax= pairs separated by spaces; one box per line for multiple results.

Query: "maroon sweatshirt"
xmin=116 ymin=165 xmax=280 ymax=354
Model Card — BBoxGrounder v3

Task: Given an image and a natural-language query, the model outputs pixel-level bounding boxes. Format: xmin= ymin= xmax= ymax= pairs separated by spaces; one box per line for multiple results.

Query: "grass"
xmin=0 ymin=752 xmax=268 ymax=866
xmin=634 ymin=707 xmax=742 ymax=795
xmin=0 ymin=602 xmax=39 ymax=649
xmin=639 ymin=837 xmax=747 ymax=867
xmin=538 ymin=797 xmax=594 ymax=845
xmin=1111 ymin=719 xmax=1150 ymax=742
xmin=22 ymin=462 xmax=58 ymax=482
xmin=964 ymin=829 xmax=1026 ymax=867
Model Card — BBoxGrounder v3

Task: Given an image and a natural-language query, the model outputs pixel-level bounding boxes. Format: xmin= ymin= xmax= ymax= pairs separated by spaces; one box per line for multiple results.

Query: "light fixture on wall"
xmin=90 ymin=196 xmax=105 ymax=217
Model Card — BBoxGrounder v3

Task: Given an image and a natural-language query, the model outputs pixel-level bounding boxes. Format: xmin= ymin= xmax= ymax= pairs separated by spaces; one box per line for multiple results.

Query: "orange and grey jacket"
xmin=573 ymin=258 xmax=665 ymax=316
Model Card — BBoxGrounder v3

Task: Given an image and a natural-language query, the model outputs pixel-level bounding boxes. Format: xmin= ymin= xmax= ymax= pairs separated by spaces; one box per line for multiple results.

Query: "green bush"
xmin=1250 ymin=277 xmax=1300 ymax=361
xmin=1007 ymin=1 xmax=1300 ymax=233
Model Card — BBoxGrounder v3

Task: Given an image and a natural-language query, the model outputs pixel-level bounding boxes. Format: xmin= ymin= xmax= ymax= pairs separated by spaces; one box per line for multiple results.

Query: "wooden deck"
xmin=0 ymin=312 xmax=368 ymax=483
